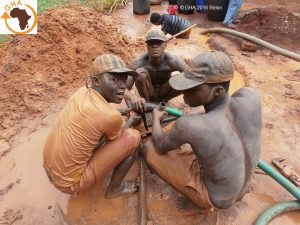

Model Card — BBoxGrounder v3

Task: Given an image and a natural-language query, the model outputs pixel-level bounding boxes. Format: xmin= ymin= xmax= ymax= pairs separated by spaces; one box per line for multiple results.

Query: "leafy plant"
xmin=84 ymin=0 xmax=127 ymax=14
xmin=0 ymin=35 xmax=11 ymax=44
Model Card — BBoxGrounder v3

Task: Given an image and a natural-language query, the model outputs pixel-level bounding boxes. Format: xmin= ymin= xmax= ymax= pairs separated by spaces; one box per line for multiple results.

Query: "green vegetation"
xmin=0 ymin=35 xmax=10 ymax=45
xmin=85 ymin=0 xmax=127 ymax=12
xmin=38 ymin=0 xmax=73 ymax=15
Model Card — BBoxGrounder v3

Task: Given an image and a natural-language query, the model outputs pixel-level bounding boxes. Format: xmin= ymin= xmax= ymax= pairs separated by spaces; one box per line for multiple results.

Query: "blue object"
xmin=196 ymin=0 xmax=206 ymax=13
xmin=223 ymin=0 xmax=243 ymax=25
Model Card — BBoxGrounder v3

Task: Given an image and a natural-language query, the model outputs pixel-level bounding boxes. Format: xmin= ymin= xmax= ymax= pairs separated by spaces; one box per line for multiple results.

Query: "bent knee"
xmin=136 ymin=71 xmax=150 ymax=83
xmin=122 ymin=128 xmax=141 ymax=149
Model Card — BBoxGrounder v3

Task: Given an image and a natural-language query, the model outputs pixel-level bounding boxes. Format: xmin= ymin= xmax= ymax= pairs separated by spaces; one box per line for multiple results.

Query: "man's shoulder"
xmin=164 ymin=52 xmax=184 ymax=65
xmin=231 ymin=87 xmax=261 ymax=104
xmin=162 ymin=13 xmax=171 ymax=21
xmin=131 ymin=53 xmax=149 ymax=68
xmin=175 ymin=113 xmax=207 ymax=131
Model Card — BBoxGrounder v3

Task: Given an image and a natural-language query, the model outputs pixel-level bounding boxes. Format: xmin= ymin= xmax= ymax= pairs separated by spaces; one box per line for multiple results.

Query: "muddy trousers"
xmin=144 ymin=140 xmax=212 ymax=209
xmin=44 ymin=128 xmax=141 ymax=194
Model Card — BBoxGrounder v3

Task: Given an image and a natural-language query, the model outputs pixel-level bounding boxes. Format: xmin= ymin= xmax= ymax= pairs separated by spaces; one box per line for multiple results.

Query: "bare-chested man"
xmin=125 ymin=30 xmax=187 ymax=112
xmin=143 ymin=51 xmax=262 ymax=213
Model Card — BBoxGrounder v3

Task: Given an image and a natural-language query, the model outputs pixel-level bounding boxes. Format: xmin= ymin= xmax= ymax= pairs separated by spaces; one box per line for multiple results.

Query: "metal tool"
xmin=272 ymin=158 xmax=300 ymax=187
xmin=138 ymin=157 xmax=147 ymax=225
xmin=166 ymin=24 xmax=198 ymax=42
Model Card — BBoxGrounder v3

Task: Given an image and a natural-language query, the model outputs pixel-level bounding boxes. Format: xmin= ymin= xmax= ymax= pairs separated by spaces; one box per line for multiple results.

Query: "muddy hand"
xmin=130 ymin=95 xmax=147 ymax=113
xmin=127 ymin=111 xmax=143 ymax=127
xmin=152 ymin=108 xmax=167 ymax=122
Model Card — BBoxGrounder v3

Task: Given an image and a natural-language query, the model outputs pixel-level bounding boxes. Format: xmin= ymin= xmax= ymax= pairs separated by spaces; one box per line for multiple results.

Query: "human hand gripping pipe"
xmin=118 ymin=102 xmax=183 ymax=117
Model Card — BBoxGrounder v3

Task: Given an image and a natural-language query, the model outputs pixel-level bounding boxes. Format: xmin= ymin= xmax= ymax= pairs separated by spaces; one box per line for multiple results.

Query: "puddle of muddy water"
xmin=59 ymin=181 xmax=126 ymax=224
xmin=0 ymin=113 xmax=136 ymax=225
xmin=2 ymin=1 xmax=299 ymax=224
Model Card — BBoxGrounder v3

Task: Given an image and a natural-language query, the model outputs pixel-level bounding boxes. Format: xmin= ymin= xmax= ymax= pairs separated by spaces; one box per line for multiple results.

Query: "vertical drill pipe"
xmin=138 ymin=158 xmax=147 ymax=225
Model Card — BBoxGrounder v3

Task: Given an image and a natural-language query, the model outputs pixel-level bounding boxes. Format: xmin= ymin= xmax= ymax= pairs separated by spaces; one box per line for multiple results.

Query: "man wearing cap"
xmin=125 ymin=30 xmax=188 ymax=112
xmin=43 ymin=54 xmax=142 ymax=198
xmin=143 ymin=51 xmax=261 ymax=213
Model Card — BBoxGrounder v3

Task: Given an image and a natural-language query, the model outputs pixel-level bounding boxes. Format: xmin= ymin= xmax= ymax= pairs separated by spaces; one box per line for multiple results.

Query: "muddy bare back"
xmin=176 ymin=87 xmax=262 ymax=209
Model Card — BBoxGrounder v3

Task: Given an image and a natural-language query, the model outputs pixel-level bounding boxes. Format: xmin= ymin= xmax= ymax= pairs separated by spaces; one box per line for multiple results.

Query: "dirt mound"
xmin=238 ymin=7 xmax=300 ymax=53
xmin=0 ymin=4 xmax=145 ymax=156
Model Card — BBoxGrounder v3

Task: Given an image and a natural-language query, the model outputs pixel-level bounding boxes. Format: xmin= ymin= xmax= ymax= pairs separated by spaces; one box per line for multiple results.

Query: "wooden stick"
xmin=166 ymin=24 xmax=198 ymax=42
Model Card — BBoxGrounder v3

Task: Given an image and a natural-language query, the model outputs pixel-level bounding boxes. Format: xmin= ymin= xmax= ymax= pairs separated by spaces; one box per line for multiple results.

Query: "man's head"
xmin=90 ymin=54 xmax=138 ymax=104
xmin=169 ymin=51 xmax=234 ymax=107
xmin=150 ymin=13 xmax=162 ymax=25
xmin=145 ymin=30 xmax=166 ymax=58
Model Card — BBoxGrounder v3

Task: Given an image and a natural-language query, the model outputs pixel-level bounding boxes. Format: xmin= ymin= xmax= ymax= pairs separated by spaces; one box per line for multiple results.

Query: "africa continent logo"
xmin=0 ymin=0 xmax=37 ymax=34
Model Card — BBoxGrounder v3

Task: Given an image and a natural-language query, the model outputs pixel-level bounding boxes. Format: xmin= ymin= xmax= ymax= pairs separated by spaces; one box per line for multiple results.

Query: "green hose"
xmin=254 ymin=201 xmax=300 ymax=225
xmin=258 ymin=160 xmax=300 ymax=201
xmin=165 ymin=107 xmax=183 ymax=117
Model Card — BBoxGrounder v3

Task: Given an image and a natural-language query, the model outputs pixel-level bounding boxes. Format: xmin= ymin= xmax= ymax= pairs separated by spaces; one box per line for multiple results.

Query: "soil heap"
xmin=0 ymin=4 xmax=144 ymax=157
xmin=238 ymin=7 xmax=300 ymax=53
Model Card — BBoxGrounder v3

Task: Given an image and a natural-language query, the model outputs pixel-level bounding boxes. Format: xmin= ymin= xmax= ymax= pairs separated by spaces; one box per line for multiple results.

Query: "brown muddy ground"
xmin=238 ymin=7 xmax=300 ymax=53
xmin=0 ymin=0 xmax=300 ymax=225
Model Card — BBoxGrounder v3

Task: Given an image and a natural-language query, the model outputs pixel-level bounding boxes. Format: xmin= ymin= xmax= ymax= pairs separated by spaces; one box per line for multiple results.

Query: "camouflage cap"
xmin=146 ymin=30 xmax=166 ymax=42
xmin=91 ymin=54 xmax=138 ymax=77
xmin=169 ymin=51 xmax=234 ymax=91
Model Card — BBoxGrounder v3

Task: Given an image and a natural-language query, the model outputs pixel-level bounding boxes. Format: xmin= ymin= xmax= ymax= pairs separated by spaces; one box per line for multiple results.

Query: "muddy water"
xmin=0 ymin=118 xmax=63 ymax=224
xmin=60 ymin=181 xmax=126 ymax=224
xmin=1 ymin=2 xmax=300 ymax=225
xmin=0 ymin=113 xmax=134 ymax=225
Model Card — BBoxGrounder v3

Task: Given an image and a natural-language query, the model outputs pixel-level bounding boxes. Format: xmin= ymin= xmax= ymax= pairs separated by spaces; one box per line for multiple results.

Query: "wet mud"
xmin=0 ymin=0 xmax=300 ymax=225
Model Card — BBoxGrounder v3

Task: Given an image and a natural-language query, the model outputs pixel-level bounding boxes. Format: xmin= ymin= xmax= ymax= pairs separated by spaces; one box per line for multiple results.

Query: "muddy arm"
xmin=152 ymin=108 xmax=186 ymax=154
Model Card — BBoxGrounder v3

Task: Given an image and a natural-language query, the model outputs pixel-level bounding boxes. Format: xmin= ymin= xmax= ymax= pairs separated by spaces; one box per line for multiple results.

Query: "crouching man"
xmin=143 ymin=51 xmax=262 ymax=213
xmin=43 ymin=54 xmax=141 ymax=198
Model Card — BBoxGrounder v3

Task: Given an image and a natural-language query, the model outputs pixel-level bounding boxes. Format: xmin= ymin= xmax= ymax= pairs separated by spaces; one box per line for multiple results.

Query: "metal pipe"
xmin=166 ymin=24 xmax=198 ymax=42
xmin=138 ymin=158 xmax=147 ymax=225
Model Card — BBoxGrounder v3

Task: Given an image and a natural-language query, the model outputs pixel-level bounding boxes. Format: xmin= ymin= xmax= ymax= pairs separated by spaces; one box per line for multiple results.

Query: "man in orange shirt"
xmin=43 ymin=54 xmax=141 ymax=198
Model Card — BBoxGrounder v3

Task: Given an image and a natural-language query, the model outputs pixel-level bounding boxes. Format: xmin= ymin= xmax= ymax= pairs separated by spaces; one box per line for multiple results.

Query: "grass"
xmin=85 ymin=0 xmax=127 ymax=13
xmin=38 ymin=0 xmax=74 ymax=15
xmin=0 ymin=36 xmax=11 ymax=44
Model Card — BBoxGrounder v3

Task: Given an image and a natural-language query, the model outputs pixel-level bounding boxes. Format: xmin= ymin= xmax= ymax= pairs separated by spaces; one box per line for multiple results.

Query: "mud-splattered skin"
xmin=126 ymin=41 xmax=187 ymax=103
xmin=151 ymin=85 xmax=262 ymax=209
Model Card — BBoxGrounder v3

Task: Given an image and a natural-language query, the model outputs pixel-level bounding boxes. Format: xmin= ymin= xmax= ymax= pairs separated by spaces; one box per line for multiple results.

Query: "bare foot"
xmin=176 ymin=196 xmax=209 ymax=216
xmin=105 ymin=180 xmax=138 ymax=199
